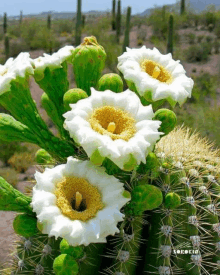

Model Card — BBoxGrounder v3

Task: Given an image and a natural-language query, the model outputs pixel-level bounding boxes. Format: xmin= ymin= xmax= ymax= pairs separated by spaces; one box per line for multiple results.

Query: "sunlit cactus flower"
xmin=63 ymin=88 xmax=163 ymax=170
xmin=31 ymin=157 xmax=130 ymax=246
xmin=0 ymin=52 xmax=34 ymax=94
xmin=32 ymin=45 xmax=75 ymax=80
xmin=117 ymin=46 xmax=194 ymax=107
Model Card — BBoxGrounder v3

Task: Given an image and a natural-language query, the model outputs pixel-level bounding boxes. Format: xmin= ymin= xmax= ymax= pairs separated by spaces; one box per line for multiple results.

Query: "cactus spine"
xmin=167 ymin=14 xmax=174 ymax=55
xmin=122 ymin=6 xmax=131 ymax=53
xmin=75 ymin=0 xmax=82 ymax=46
xmin=181 ymin=0 xmax=185 ymax=15
xmin=112 ymin=0 xmax=116 ymax=30
xmin=116 ymin=0 xmax=121 ymax=44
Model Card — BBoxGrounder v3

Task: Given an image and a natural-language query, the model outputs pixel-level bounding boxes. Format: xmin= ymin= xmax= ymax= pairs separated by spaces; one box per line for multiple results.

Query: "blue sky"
xmin=1 ymin=0 xmax=178 ymax=16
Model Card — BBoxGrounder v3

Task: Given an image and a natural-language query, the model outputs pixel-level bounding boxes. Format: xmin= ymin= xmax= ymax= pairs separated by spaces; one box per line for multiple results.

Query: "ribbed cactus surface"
xmin=167 ymin=14 xmax=174 ymax=55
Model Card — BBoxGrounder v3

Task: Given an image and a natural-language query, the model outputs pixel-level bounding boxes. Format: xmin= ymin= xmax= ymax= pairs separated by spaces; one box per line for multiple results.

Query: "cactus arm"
xmin=116 ymin=0 xmax=121 ymax=44
xmin=167 ymin=14 xmax=173 ymax=55
xmin=122 ymin=7 xmax=131 ymax=53
xmin=75 ymin=0 xmax=82 ymax=45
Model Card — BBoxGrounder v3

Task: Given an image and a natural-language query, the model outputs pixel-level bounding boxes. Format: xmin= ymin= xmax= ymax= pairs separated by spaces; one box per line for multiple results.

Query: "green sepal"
xmin=60 ymin=239 xmax=84 ymax=259
xmin=90 ymin=148 xmax=105 ymax=166
xmin=35 ymin=148 xmax=54 ymax=164
xmin=35 ymin=63 xmax=69 ymax=122
xmin=13 ymin=213 xmax=39 ymax=238
xmin=153 ymin=108 xmax=177 ymax=135
xmin=53 ymin=254 xmax=79 ymax=275
xmin=0 ymin=113 xmax=38 ymax=143
xmin=63 ymin=88 xmax=88 ymax=112
xmin=123 ymin=153 xmax=137 ymax=171
xmin=102 ymin=158 xmax=121 ymax=175
xmin=72 ymin=36 xmax=106 ymax=95
xmin=41 ymin=92 xmax=68 ymax=138
xmin=164 ymin=192 xmax=181 ymax=209
xmin=136 ymin=152 xmax=159 ymax=174
xmin=0 ymin=176 xmax=33 ymax=214
xmin=97 ymin=73 xmax=123 ymax=93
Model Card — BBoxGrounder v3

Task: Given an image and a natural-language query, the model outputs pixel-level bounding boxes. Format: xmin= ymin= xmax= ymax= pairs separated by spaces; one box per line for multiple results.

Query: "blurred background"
xmin=0 ymin=0 xmax=219 ymax=268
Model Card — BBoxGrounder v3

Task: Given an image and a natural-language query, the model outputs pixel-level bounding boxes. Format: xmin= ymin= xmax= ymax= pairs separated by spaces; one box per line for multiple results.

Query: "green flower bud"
xmin=90 ymin=149 xmax=105 ymax=166
xmin=131 ymin=184 xmax=163 ymax=211
xmin=35 ymin=148 xmax=53 ymax=164
xmin=137 ymin=152 xmax=159 ymax=174
xmin=13 ymin=214 xmax=39 ymax=238
xmin=123 ymin=190 xmax=131 ymax=199
xmin=63 ymin=88 xmax=88 ymax=111
xmin=60 ymin=239 xmax=84 ymax=259
xmin=164 ymin=192 xmax=181 ymax=209
xmin=153 ymin=108 xmax=177 ymax=135
xmin=97 ymin=73 xmax=123 ymax=93
xmin=53 ymin=254 xmax=79 ymax=275
xmin=72 ymin=36 xmax=106 ymax=96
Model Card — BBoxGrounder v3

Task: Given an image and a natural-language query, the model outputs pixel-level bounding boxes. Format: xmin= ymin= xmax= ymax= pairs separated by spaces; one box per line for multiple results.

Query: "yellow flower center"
xmin=89 ymin=106 xmax=136 ymax=141
xmin=55 ymin=177 xmax=105 ymax=221
xmin=140 ymin=59 xmax=173 ymax=84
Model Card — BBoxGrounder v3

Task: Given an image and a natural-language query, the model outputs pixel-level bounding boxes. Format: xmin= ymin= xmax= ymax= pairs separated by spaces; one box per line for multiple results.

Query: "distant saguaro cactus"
xmin=47 ymin=14 xmax=52 ymax=55
xmin=162 ymin=5 xmax=166 ymax=21
xmin=116 ymin=0 xmax=121 ymax=44
xmin=180 ymin=0 xmax=185 ymax=15
xmin=82 ymin=14 xmax=86 ymax=28
xmin=4 ymin=34 xmax=9 ymax=61
xmin=167 ymin=14 xmax=174 ymax=55
xmin=3 ymin=12 xmax=7 ymax=34
xmin=112 ymin=0 xmax=116 ymax=30
xmin=75 ymin=0 xmax=82 ymax=46
xmin=20 ymin=10 xmax=23 ymax=25
xmin=122 ymin=6 xmax=131 ymax=53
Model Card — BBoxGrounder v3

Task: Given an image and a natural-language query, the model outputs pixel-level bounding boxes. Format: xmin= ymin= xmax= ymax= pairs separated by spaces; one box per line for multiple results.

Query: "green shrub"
xmin=205 ymin=11 xmax=216 ymax=27
xmin=206 ymin=35 xmax=213 ymax=43
xmin=197 ymin=35 xmax=204 ymax=43
xmin=189 ymin=73 xmax=218 ymax=102
xmin=0 ymin=140 xmax=21 ymax=166
xmin=187 ymin=33 xmax=196 ymax=44
xmin=9 ymin=39 xmax=30 ymax=57
xmin=185 ymin=43 xmax=210 ymax=62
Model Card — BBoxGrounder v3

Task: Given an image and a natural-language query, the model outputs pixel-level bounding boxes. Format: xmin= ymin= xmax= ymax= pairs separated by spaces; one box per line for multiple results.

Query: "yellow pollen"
xmin=107 ymin=122 xmax=116 ymax=133
xmin=89 ymin=106 xmax=136 ymax=141
xmin=55 ymin=177 xmax=105 ymax=221
xmin=140 ymin=59 xmax=173 ymax=84
xmin=152 ymin=66 xmax=161 ymax=79
xmin=75 ymin=191 xmax=83 ymax=210
xmin=1 ymin=69 xmax=8 ymax=76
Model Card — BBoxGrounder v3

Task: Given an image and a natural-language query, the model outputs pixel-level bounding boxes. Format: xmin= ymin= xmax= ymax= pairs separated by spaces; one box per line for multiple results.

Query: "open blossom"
xmin=31 ymin=157 xmax=130 ymax=246
xmin=117 ymin=46 xmax=194 ymax=106
xmin=63 ymin=88 xmax=163 ymax=170
xmin=0 ymin=52 xmax=34 ymax=95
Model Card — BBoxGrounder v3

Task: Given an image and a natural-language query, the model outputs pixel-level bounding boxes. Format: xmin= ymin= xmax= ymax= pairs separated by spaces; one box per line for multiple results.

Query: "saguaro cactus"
xmin=47 ymin=14 xmax=52 ymax=54
xmin=4 ymin=34 xmax=9 ymax=61
xmin=167 ymin=14 xmax=174 ymax=55
xmin=81 ymin=14 xmax=86 ymax=28
xmin=162 ymin=5 xmax=166 ymax=22
xmin=75 ymin=0 xmax=82 ymax=46
xmin=181 ymin=0 xmax=185 ymax=15
xmin=122 ymin=6 xmax=131 ymax=53
xmin=3 ymin=12 xmax=7 ymax=34
xmin=112 ymin=0 xmax=116 ymax=30
xmin=20 ymin=10 xmax=23 ymax=25
xmin=116 ymin=0 xmax=121 ymax=44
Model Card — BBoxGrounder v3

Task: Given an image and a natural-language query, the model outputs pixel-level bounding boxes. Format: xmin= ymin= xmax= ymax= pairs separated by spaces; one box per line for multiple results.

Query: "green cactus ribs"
xmin=72 ymin=36 xmax=106 ymax=96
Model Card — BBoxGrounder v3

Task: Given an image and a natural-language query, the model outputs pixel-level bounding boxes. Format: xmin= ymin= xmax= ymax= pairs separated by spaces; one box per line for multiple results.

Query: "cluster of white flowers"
xmin=0 ymin=45 xmax=194 ymax=247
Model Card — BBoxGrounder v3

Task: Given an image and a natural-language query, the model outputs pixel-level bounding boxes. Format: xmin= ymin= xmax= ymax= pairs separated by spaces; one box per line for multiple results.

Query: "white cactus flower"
xmin=0 ymin=52 xmax=34 ymax=95
xmin=63 ymin=88 xmax=163 ymax=170
xmin=117 ymin=46 xmax=194 ymax=106
xmin=31 ymin=157 xmax=130 ymax=246
xmin=33 ymin=45 xmax=75 ymax=80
